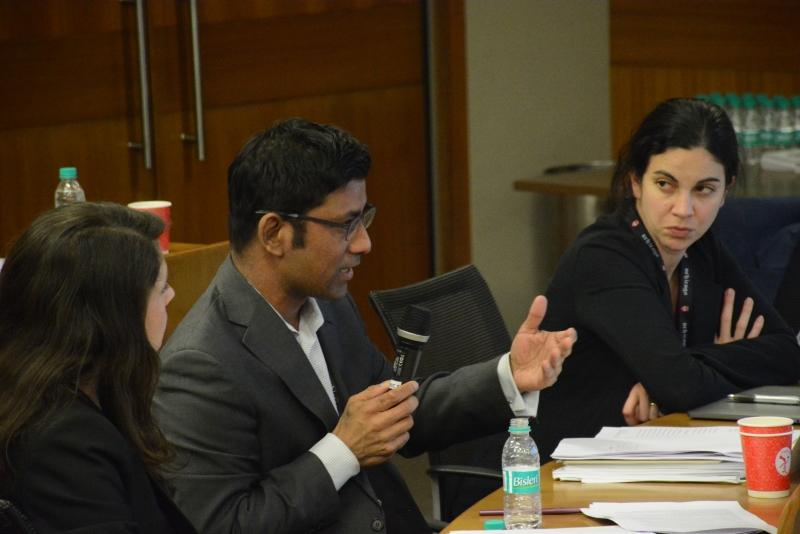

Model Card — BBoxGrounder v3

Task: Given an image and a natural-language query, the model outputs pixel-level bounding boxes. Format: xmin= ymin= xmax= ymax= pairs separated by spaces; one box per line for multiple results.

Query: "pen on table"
xmin=727 ymin=393 xmax=800 ymax=406
xmin=478 ymin=508 xmax=581 ymax=516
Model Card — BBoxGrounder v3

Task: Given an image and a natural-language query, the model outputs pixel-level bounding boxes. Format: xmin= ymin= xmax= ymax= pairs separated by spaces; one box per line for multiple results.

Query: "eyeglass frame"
xmin=255 ymin=203 xmax=376 ymax=241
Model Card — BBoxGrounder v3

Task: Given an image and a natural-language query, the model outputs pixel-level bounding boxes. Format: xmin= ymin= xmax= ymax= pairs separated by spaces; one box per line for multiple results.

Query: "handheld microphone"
xmin=392 ymin=305 xmax=431 ymax=381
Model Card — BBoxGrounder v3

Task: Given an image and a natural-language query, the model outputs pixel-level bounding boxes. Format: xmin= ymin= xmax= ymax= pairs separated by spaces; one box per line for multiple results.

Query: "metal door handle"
xmin=182 ymin=0 xmax=206 ymax=161
xmin=123 ymin=0 xmax=154 ymax=170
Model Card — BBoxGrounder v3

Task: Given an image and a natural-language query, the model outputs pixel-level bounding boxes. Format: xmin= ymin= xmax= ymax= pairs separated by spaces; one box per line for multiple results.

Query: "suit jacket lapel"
xmin=216 ymin=258 xmax=340 ymax=430
xmin=316 ymin=300 xmax=383 ymax=503
xmin=316 ymin=311 xmax=350 ymax=414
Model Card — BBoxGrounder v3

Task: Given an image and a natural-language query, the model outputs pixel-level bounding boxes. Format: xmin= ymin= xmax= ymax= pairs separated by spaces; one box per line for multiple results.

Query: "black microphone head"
xmin=396 ymin=304 xmax=431 ymax=344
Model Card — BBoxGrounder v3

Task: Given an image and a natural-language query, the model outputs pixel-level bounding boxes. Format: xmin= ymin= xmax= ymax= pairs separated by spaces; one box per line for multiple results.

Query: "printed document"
xmin=583 ymin=501 xmax=775 ymax=534
xmin=452 ymin=527 xmax=645 ymax=534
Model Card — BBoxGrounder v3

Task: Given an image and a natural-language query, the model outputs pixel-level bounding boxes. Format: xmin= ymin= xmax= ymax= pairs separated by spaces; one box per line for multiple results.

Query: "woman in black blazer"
xmin=533 ymin=98 xmax=800 ymax=461
xmin=0 ymin=202 xmax=196 ymax=533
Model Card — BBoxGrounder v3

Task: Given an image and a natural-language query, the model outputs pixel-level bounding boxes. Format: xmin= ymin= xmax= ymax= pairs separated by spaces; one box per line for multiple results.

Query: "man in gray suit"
xmin=154 ymin=118 xmax=577 ymax=534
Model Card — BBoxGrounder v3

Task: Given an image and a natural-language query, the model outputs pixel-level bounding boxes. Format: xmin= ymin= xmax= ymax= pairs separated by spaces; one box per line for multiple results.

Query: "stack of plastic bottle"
xmin=696 ymin=92 xmax=800 ymax=176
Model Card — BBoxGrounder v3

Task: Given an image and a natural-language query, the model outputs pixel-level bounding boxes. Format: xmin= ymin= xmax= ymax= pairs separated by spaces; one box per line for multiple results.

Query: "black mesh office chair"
xmin=369 ymin=264 xmax=509 ymax=530
xmin=0 ymin=500 xmax=38 ymax=534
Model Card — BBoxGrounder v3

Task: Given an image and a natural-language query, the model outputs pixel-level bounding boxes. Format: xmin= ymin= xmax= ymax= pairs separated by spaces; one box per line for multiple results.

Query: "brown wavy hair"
xmin=0 ymin=202 xmax=173 ymax=482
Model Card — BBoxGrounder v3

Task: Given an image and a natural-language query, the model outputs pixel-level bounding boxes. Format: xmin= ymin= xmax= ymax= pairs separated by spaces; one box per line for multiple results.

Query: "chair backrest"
xmin=714 ymin=197 xmax=800 ymax=303
xmin=0 ymin=500 xmax=38 ymax=534
xmin=369 ymin=264 xmax=511 ymax=379
xmin=369 ymin=264 xmax=510 ymax=522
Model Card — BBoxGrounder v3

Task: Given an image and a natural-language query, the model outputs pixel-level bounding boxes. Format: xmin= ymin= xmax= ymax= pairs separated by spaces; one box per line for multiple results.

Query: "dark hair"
xmin=0 ymin=202 xmax=172 ymax=481
xmin=607 ymin=98 xmax=739 ymax=213
xmin=227 ymin=118 xmax=372 ymax=253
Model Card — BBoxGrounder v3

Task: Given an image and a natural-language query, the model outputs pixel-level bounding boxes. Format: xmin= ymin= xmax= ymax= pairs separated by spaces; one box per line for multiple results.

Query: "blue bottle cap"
xmin=483 ymin=518 xmax=506 ymax=530
xmin=59 ymin=167 xmax=77 ymax=180
xmin=773 ymin=95 xmax=789 ymax=109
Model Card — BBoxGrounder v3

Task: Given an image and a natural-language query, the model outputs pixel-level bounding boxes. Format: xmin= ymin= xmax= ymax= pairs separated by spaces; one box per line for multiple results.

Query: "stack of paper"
xmin=551 ymin=426 xmax=746 ymax=483
xmin=452 ymin=528 xmax=643 ymax=534
xmin=583 ymin=501 xmax=775 ymax=534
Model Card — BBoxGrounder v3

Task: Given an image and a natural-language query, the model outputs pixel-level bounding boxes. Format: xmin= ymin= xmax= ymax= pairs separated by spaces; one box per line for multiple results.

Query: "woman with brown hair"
xmin=0 ymin=202 xmax=196 ymax=533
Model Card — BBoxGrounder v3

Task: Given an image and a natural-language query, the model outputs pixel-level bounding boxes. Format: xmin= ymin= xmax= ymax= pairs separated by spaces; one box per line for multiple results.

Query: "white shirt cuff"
xmin=310 ymin=433 xmax=360 ymax=490
xmin=497 ymin=352 xmax=539 ymax=416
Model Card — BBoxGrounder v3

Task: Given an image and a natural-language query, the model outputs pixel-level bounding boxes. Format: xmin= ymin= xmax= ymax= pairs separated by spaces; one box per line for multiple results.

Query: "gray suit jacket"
xmin=154 ymin=257 xmax=512 ymax=534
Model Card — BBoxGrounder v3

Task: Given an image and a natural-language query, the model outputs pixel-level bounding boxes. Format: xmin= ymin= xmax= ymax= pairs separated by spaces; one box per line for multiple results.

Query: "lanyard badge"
xmin=625 ymin=208 xmax=692 ymax=348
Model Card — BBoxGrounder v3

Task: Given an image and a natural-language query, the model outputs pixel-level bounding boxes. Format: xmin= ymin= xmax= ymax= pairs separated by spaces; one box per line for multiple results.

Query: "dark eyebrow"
xmin=652 ymin=170 xmax=677 ymax=181
xmin=652 ymin=171 xmax=722 ymax=184
xmin=342 ymin=204 xmax=369 ymax=219
xmin=345 ymin=209 xmax=363 ymax=219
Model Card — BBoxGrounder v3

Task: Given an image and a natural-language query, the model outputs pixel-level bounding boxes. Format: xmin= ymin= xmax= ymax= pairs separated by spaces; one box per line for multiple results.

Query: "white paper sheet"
xmin=582 ymin=501 xmax=775 ymax=534
xmin=552 ymin=426 xmax=745 ymax=461
xmin=553 ymin=461 xmax=744 ymax=484
xmin=451 ymin=527 xmax=645 ymax=534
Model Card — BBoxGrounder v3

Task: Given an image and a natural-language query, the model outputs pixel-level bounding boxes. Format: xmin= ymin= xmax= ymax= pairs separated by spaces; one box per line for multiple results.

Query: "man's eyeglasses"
xmin=256 ymin=203 xmax=376 ymax=241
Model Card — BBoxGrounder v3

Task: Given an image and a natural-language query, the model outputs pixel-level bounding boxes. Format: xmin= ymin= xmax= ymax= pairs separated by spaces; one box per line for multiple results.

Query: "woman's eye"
xmin=696 ymin=185 xmax=716 ymax=195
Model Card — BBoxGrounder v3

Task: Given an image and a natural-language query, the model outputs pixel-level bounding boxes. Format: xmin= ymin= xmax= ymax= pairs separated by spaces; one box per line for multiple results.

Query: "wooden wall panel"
xmin=147 ymin=0 xmax=415 ymax=27
xmin=610 ymin=0 xmax=800 ymax=154
xmin=0 ymin=3 xmax=138 ymax=130
xmin=430 ymin=0 xmax=471 ymax=273
xmin=150 ymin=2 xmax=423 ymax=113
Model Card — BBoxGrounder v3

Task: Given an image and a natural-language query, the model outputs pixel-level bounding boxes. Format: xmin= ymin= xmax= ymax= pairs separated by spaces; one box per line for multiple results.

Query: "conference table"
xmin=441 ymin=413 xmax=796 ymax=532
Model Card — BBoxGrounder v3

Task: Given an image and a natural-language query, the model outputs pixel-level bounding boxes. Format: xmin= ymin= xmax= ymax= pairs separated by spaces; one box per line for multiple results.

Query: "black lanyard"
xmin=624 ymin=208 xmax=692 ymax=348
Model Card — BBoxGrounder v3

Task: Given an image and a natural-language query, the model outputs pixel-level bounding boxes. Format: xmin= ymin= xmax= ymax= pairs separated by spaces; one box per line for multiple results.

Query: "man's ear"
xmin=257 ymin=213 xmax=286 ymax=256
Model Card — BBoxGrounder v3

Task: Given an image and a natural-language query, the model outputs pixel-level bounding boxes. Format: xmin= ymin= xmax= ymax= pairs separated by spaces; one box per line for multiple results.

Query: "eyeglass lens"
xmin=347 ymin=205 xmax=376 ymax=239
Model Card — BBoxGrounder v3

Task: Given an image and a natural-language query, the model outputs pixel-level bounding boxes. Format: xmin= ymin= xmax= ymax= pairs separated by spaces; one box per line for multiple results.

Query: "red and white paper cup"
xmin=127 ymin=200 xmax=172 ymax=253
xmin=738 ymin=416 xmax=793 ymax=498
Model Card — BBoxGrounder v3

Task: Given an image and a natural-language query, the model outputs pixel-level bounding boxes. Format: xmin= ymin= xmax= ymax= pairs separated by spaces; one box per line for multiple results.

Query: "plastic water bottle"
xmin=724 ymin=92 xmax=743 ymax=145
xmin=756 ymin=94 xmax=775 ymax=152
xmin=54 ymin=167 xmax=86 ymax=207
xmin=791 ymin=95 xmax=800 ymax=148
xmin=741 ymin=94 xmax=761 ymax=167
xmin=502 ymin=417 xmax=541 ymax=529
xmin=773 ymin=96 xmax=794 ymax=149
